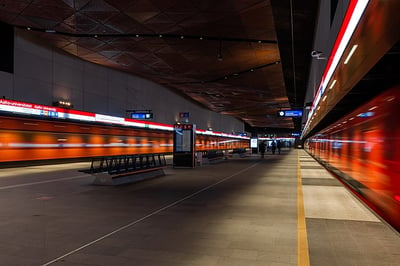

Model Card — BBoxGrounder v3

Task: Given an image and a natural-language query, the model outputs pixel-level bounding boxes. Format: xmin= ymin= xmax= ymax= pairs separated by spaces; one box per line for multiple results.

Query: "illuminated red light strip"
xmin=67 ymin=109 xmax=95 ymax=117
xmin=311 ymin=0 xmax=359 ymax=111
xmin=0 ymin=98 xmax=248 ymax=139
xmin=322 ymin=0 xmax=358 ymax=87
xmin=303 ymin=0 xmax=370 ymax=138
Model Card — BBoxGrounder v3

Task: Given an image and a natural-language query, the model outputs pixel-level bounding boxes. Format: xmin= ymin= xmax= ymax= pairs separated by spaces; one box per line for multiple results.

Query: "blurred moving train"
xmin=305 ymin=85 xmax=400 ymax=231
xmin=0 ymin=100 xmax=249 ymax=164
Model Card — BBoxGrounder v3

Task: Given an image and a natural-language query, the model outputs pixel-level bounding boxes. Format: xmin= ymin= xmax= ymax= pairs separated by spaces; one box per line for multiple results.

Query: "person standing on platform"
xmin=277 ymin=140 xmax=281 ymax=154
xmin=271 ymin=140 xmax=276 ymax=155
xmin=259 ymin=141 xmax=266 ymax=159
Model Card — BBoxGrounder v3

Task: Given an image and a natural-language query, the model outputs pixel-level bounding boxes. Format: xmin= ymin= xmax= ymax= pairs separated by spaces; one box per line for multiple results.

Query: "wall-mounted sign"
xmin=277 ymin=110 xmax=303 ymax=117
xmin=131 ymin=112 xmax=153 ymax=119
xmin=127 ymin=110 xmax=153 ymax=120
xmin=179 ymin=112 xmax=189 ymax=122
xmin=179 ymin=112 xmax=189 ymax=118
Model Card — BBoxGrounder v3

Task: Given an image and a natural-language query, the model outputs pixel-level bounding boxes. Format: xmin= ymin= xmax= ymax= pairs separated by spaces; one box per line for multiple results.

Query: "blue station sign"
xmin=277 ymin=110 xmax=303 ymax=117
xmin=131 ymin=112 xmax=153 ymax=119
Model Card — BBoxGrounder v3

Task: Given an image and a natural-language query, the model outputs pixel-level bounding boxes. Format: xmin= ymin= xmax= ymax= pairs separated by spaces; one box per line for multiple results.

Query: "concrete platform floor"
xmin=0 ymin=149 xmax=399 ymax=266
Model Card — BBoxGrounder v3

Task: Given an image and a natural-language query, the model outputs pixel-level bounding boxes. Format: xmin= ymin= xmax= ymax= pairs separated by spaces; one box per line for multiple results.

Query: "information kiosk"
xmin=173 ymin=123 xmax=196 ymax=168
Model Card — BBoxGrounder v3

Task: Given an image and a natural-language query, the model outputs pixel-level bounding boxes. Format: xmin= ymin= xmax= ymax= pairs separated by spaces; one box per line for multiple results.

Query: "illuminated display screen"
xmin=357 ymin=112 xmax=374 ymax=118
xmin=174 ymin=128 xmax=193 ymax=152
xmin=131 ymin=113 xmax=153 ymax=119
xmin=277 ymin=110 xmax=303 ymax=117
xmin=250 ymin=138 xmax=258 ymax=148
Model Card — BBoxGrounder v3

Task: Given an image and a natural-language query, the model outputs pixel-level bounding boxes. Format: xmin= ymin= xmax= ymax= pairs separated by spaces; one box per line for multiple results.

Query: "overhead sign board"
xmin=277 ymin=110 xmax=303 ymax=117
xmin=179 ymin=112 xmax=189 ymax=122
xmin=179 ymin=112 xmax=189 ymax=118
xmin=131 ymin=112 xmax=153 ymax=119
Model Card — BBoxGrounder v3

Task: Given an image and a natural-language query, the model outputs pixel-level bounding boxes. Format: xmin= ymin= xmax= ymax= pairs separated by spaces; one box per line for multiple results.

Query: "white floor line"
xmin=0 ymin=175 xmax=89 ymax=190
xmin=41 ymin=162 xmax=259 ymax=266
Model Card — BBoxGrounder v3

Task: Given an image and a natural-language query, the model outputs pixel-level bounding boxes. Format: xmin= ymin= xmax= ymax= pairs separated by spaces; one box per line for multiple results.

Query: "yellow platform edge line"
xmin=297 ymin=150 xmax=310 ymax=266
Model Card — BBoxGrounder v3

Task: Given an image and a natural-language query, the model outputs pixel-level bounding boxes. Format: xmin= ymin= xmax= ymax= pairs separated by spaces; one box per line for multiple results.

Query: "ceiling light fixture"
xmin=53 ymin=100 xmax=73 ymax=109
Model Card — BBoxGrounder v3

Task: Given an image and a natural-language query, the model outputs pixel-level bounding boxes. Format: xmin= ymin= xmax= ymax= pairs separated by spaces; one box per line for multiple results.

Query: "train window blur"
xmin=0 ymin=116 xmax=249 ymax=163
xmin=305 ymin=85 xmax=400 ymax=232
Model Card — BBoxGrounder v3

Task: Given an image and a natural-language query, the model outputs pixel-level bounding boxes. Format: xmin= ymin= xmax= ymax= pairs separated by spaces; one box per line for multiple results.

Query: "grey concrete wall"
xmin=0 ymin=29 xmax=244 ymax=134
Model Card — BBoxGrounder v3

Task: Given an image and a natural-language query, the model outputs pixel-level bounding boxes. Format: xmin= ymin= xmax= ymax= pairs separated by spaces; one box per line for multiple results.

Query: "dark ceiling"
xmin=0 ymin=0 xmax=318 ymax=133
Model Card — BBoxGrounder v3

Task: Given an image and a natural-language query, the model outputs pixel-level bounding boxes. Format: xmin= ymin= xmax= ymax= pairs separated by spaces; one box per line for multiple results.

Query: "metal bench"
xmin=203 ymin=150 xmax=226 ymax=164
xmin=230 ymin=148 xmax=247 ymax=158
xmin=80 ymin=154 xmax=167 ymax=185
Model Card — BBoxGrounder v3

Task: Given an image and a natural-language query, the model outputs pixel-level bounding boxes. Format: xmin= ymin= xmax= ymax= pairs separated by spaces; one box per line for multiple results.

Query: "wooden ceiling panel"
xmin=0 ymin=0 xmax=318 ymax=129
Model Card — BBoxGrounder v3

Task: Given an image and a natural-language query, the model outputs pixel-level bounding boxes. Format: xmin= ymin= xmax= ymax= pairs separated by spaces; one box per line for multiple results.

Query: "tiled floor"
xmin=299 ymin=150 xmax=400 ymax=266
xmin=0 ymin=149 xmax=399 ymax=266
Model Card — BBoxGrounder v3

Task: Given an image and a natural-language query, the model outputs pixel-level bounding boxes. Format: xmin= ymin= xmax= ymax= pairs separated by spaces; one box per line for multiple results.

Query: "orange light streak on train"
xmin=0 ymin=116 xmax=248 ymax=163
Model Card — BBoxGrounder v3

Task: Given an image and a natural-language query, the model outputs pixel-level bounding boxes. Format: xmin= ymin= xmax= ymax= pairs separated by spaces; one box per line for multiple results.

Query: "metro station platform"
xmin=0 ymin=149 xmax=399 ymax=266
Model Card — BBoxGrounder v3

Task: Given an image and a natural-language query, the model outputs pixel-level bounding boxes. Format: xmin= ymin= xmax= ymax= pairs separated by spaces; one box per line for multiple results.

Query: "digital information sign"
xmin=277 ymin=110 xmax=303 ymax=117
xmin=250 ymin=138 xmax=258 ymax=148
xmin=131 ymin=112 xmax=153 ymax=119
xmin=173 ymin=124 xmax=196 ymax=168
xmin=174 ymin=126 xmax=193 ymax=152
